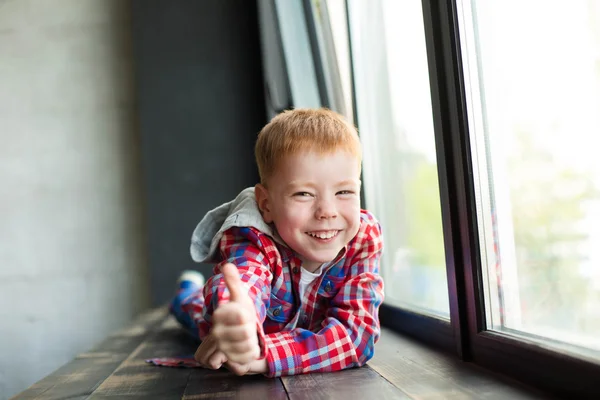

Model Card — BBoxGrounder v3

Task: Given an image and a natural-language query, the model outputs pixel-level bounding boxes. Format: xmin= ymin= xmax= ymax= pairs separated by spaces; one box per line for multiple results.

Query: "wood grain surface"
xmin=12 ymin=310 xmax=550 ymax=400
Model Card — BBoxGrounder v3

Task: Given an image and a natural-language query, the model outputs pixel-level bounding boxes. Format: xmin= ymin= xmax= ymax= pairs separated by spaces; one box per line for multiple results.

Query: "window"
xmin=347 ymin=0 xmax=449 ymax=317
xmin=271 ymin=0 xmax=600 ymax=396
xmin=304 ymin=0 xmax=354 ymax=119
xmin=458 ymin=0 xmax=600 ymax=359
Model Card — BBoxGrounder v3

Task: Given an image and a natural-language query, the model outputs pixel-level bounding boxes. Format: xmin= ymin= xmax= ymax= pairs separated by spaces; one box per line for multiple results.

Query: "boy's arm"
xmin=198 ymin=227 xmax=274 ymax=357
xmin=262 ymin=216 xmax=384 ymax=377
xmin=195 ymin=262 xmax=268 ymax=374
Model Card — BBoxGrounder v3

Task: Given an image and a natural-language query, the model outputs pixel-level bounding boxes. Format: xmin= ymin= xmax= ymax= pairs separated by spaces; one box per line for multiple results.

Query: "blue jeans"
xmin=169 ymin=280 xmax=202 ymax=340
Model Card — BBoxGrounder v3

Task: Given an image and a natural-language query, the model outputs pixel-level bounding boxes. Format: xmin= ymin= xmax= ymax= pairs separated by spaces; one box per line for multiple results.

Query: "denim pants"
xmin=169 ymin=280 xmax=203 ymax=340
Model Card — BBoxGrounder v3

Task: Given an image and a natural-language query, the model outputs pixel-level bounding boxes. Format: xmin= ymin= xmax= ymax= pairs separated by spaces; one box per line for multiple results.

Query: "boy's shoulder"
xmin=357 ymin=209 xmax=383 ymax=239
xmin=350 ymin=209 xmax=383 ymax=251
xmin=359 ymin=208 xmax=379 ymax=226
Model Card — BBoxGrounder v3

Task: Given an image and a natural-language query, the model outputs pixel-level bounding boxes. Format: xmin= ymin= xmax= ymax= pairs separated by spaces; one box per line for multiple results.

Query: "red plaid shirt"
xmin=184 ymin=209 xmax=384 ymax=377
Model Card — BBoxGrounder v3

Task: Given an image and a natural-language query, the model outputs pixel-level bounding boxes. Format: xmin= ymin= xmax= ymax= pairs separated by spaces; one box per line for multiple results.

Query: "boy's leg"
xmin=169 ymin=270 xmax=206 ymax=340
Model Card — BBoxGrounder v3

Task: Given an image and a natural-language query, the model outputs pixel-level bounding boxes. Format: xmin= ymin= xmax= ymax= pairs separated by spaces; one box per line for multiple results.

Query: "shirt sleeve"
xmin=262 ymin=216 xmax=384 ymax=377
xmin=199 ymin=226 xmax=274 ymax=358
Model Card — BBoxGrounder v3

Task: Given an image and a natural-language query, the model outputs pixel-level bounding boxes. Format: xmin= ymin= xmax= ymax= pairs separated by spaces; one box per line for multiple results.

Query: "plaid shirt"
xmin=182 ymin=209 xmax=384 ymax=377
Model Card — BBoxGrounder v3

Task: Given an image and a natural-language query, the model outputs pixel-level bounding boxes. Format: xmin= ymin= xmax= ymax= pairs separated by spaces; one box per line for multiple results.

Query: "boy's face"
xmin=255 ymin=149 xmax=362 ymax=272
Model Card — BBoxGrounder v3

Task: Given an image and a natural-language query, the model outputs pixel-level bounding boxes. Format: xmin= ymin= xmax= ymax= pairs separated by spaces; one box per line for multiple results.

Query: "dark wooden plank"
xmin=281 ymin=365 xmax=411 ymax=400
xmin=11 ymin=308 xmax=168 ymax=400
xmin=14 ymin=311 xmax=558 ymax=400
xmin=87 ymin=317 xmax=199 ymax=399
xmin=89 ymin=316 xmax=288 ymax=399
xmin=183 ymin=369 xmax=288 ymax=400
xmin=369 ymin=328 xmax=549 ymax=400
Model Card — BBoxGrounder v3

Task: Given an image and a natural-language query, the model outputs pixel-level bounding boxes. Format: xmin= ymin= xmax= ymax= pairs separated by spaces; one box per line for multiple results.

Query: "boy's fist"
xmin=211 ymin=263 xmax=261 ymax=365
xmin=194 ymin=333 xmax=228 ymax=370
xmin=194 ymin=332 xmax=268 ymax=375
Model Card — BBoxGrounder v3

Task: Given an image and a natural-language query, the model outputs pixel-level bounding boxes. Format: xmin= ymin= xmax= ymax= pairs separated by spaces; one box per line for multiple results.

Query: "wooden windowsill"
xmin=12 ymin=308 xmax=548 ymax=399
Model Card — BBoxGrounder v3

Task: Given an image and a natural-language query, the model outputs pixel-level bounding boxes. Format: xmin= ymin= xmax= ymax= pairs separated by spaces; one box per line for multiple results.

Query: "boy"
xmin=169 ymin=108 xmax=384 ymax=377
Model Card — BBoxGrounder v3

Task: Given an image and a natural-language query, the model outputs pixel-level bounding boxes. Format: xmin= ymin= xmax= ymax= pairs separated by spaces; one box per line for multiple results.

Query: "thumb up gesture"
xmin=210 ymin=262 xmax=261 ymax=364
xmin=194 ymin=262 xmax=267 ymax=375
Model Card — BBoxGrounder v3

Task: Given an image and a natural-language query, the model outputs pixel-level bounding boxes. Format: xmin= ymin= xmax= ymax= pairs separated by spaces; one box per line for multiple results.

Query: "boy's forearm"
xmin=261 ymin=269 xmax=383 ymax=377
xmin=201 ymin=259 xmax=272 ymax=349
xmin=261 ymin=313 xmax=380 ymax=377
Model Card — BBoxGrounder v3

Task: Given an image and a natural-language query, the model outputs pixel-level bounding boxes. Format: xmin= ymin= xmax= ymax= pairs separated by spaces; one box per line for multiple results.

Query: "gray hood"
xmin=190 ymin=187 xmax=285 ymax=263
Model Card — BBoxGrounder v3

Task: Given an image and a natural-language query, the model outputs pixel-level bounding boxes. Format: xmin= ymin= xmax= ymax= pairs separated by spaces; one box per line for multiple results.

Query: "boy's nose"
xmin=315 ymin=199 xmax=338 ymax=219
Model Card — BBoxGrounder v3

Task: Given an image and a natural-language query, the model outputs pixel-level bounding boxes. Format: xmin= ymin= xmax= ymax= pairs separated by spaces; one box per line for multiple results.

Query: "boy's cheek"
xmin=281 ymin=208 xmax=310 ymax=225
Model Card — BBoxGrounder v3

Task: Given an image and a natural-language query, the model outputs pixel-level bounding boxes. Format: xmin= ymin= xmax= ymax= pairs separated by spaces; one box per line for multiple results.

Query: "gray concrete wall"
xmin=0 ymin=1 xmax=150 ymax=398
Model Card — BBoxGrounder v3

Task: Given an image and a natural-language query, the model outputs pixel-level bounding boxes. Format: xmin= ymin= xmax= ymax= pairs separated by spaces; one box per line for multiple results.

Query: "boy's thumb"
xmin=221 ymin=262 xmax=243 ymax=302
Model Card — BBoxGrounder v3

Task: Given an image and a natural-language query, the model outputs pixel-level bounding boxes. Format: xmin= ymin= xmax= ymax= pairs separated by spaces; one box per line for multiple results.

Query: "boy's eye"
xmin=337 ymin=190 xmax=355 ymax=195
xmin=293 ymin=192 xmax=313 ymax=197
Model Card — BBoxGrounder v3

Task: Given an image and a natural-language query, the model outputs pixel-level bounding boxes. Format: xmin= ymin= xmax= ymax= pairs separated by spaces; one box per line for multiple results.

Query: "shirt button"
xmin=273 ymin=307 xmax=281 ymax=316
xmin=292 ymin=267 xmax=299 ymax=274
xmin=325 ymin=281 xmax=333 ymax=293
xmin=302 ymin=315 xmax=309 ymax=324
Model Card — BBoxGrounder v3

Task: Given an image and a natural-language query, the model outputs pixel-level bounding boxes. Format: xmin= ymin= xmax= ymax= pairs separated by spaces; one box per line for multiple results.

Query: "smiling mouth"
xmin=306 ymin=230 xmax=340 ymax=240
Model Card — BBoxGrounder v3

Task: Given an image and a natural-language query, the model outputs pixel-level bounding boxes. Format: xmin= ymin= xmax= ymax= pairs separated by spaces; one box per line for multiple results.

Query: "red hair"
xmin=255 ymin=108 xmax=362 ymax=185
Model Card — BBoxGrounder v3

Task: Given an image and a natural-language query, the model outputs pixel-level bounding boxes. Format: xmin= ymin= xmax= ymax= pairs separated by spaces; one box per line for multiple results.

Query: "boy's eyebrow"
xmin=285 ymin=179 xmax=360 ymax=189
xmin=285 ymin=181 xmax=315 ymax=189
xmin=335 ymin=179 xmax=360 ymax=187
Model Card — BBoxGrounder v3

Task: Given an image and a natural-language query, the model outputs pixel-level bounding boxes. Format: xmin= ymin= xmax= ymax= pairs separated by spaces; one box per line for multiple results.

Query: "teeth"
xmin=307 ymin=230 xmax=338 ymax=239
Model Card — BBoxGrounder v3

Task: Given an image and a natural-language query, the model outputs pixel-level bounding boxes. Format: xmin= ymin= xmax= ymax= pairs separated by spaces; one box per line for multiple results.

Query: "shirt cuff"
xmin=262 ymin=332 xmax=303 ymax=377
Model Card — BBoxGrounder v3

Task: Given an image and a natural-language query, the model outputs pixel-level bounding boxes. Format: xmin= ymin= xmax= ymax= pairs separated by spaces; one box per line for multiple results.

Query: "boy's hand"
xmin=225 ymin=357 xmax=268 ymax=376
xmin=194 ymin=333 xmax=228 ymax=370
xmin=211 ymin=262 xmax=261 ymax=365
xmin=194 ymin=333 xmax=268 ymax=375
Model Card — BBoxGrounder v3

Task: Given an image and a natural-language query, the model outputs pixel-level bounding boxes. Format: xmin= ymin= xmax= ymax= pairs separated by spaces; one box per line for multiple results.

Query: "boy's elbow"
xmin=356 ymin=332 xmax=378 ymax=366
xmin=355 ymin=347 xmax=375 ymax=367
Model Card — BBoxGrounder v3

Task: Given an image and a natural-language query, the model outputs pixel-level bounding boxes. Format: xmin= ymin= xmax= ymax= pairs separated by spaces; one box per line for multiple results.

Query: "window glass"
xmin=348 ymin=0 xmax=449 ymax=317
xmin=274 ymin=0 xmax=321 ymax=108
xmin=458 ymin=0 xmax=600 ymax=356
xmin=309 ymin=0 xmax=354 ymax=120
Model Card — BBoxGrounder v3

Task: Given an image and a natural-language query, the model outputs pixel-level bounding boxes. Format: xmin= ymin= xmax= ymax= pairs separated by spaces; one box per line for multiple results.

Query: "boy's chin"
xmin=291 ymin=242 xmax=345 ymax=267
xmin=301 ymin=251 xmax=341 ymax=266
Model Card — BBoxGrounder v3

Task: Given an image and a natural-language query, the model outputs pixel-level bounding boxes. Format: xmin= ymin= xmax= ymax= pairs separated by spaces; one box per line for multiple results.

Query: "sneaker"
xmin=177 ymin=270 xmax=205 ymax=290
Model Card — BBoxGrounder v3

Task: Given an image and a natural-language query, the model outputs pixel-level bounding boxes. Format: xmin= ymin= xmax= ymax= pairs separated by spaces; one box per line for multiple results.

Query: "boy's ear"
xmin=254 ymin=184 xmax=274 ymax=223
